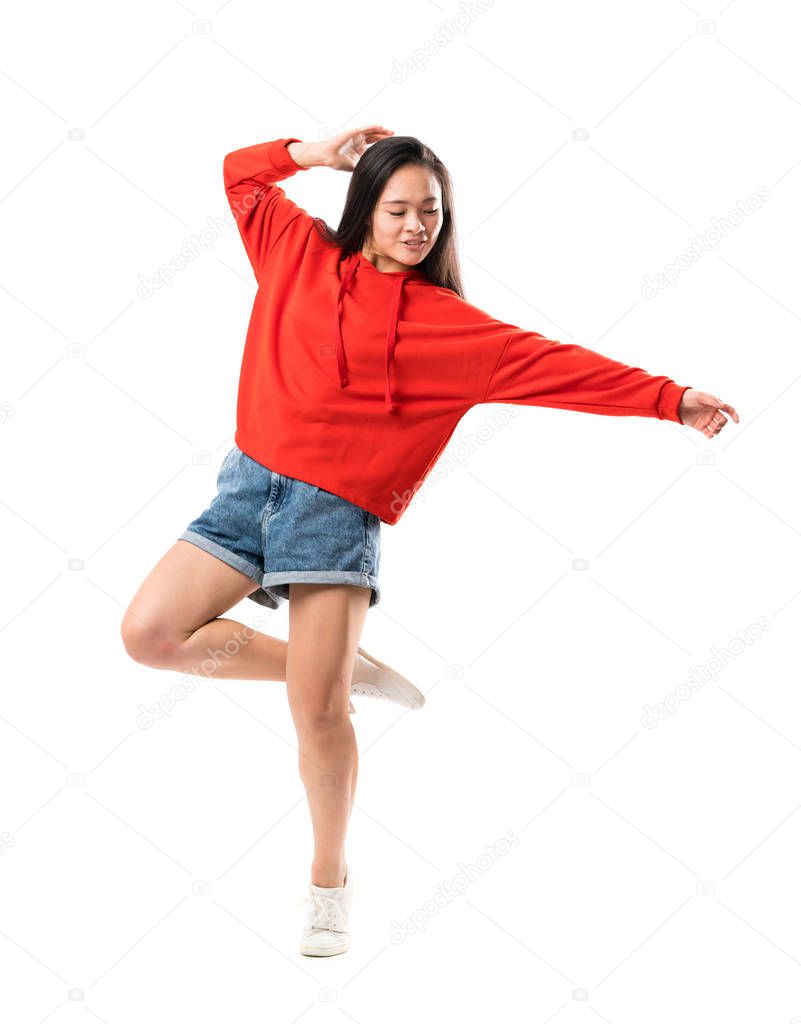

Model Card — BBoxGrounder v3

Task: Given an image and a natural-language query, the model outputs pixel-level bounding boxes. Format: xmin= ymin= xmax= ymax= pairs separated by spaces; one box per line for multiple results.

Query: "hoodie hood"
xmin=333 ymin=250 xmax=426 ymax=414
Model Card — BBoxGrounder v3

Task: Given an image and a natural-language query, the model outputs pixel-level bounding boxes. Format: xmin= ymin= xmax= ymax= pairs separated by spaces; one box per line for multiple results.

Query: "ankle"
xmin=311 ymin=862 xmax=347 ymax=888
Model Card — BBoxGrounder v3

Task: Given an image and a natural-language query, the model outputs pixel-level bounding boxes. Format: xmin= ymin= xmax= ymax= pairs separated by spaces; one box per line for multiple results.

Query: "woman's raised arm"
xmin=223 ymin=126 xmax=394 ymax=281
xmin=223 ymin=137 xmax=313 ymax=280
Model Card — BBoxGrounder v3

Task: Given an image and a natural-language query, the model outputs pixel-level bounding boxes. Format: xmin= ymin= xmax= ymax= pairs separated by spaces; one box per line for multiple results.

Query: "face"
xmin=364 ymin=164 xmax=443 ymax=272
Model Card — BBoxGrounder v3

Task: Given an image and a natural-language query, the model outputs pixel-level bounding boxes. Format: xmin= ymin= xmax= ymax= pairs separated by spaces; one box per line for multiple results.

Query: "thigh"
xmin=285 ymin=583 xmax=371 ymax=721
xmin=121 ymin=540 xmax=260 ymax=663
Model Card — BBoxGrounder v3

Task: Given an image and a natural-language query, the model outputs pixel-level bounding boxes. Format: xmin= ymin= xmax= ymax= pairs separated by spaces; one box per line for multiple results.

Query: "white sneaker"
xmin=298 ymin=866 xmax=353 ymax=956
xmin=349 ymin=646 xmax=425 ymax=712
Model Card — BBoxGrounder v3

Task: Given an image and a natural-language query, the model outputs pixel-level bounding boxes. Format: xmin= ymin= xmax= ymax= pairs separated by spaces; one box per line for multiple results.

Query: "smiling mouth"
xmin=402 ymin=240 xmax=426 ymax=248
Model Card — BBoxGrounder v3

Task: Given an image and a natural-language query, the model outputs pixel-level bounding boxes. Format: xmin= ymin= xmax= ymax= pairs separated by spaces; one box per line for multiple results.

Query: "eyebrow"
xmin=381 ymin=197 xmax=438 ymax=204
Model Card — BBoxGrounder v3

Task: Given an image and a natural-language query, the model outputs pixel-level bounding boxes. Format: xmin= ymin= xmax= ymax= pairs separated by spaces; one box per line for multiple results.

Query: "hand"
xmin=309 ymin=125 xmax=395 ymax=171
xmin=678 ymin=389 xmax=739 ymax=438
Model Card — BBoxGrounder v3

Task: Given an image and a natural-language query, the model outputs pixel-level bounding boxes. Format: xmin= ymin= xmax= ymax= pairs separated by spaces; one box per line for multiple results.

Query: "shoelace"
xmin=297 ymin=890 xmax=345 ymax=932
xmin=350 ymin=682 xmax=386 ymax=700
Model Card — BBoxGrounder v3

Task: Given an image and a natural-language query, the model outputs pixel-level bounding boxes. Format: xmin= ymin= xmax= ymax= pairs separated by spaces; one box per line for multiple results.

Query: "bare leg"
xmin=120 ymin=540 xmax=369 ymax=686
xmin=286 ymin=582 xmax=370 ymax=888
xmin=122 ymin=544 xmax=369 ymax=888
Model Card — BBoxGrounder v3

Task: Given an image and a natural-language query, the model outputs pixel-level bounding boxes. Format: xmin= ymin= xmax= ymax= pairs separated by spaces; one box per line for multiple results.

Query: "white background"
xmin=1 ymin=0 xmax=799 ymax=1020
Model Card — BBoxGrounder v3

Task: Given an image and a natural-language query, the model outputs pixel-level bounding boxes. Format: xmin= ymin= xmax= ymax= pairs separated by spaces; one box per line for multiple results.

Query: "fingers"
xmin=350 ymin=124 xmax=394 ymax=141
xmin=349 ymin=125 xmax=390 ymax=134
xmin=332 ymin=125 xmax=391 ymax=149
xmin=718 ymin=402 xmax=739 ymax=423
xmin=706 ymin=394 xmax=738 ymax=420
xmin=703 ymin=412 xmax=726 ymax=438
xmin=702 ymin=393 xmax=740 ymax=437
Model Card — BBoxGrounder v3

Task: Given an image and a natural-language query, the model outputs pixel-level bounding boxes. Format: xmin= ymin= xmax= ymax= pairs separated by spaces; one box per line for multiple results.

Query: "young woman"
xmin=120 ymin=125 xmax=739 ymax=959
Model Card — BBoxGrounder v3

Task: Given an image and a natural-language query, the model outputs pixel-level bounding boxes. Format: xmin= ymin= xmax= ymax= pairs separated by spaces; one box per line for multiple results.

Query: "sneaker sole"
xmin=300 ymin=940 xmax=350 ymax=956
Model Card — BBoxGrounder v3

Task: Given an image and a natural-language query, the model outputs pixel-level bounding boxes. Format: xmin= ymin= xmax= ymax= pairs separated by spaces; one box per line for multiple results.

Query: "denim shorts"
xmin=178 ymin=444 xmax=381 ymax=609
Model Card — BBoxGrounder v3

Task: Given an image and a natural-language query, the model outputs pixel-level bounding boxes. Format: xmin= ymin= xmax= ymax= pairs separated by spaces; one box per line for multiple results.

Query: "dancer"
xmin=120 ymin=125 xmax=738 ymax=958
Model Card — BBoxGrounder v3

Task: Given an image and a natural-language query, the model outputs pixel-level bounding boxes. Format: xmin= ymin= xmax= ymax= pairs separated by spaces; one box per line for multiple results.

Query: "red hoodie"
xmin=224 ymin=137 xmax=692 ymax=525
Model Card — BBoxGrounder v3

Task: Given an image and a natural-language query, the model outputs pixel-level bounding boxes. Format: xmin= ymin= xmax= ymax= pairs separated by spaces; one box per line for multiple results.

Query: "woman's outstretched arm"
xmin=481 ymin=328 xmax=738 ymax=438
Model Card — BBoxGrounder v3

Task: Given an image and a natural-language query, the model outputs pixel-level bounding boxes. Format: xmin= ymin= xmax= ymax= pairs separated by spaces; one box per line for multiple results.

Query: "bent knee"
xmin=297 ymin=708 xmax=352 ymax=733
xmin=291 ymin=685 xmax=352 ymax=729
xmin=120 ymin=612 xmax=184 ymax=668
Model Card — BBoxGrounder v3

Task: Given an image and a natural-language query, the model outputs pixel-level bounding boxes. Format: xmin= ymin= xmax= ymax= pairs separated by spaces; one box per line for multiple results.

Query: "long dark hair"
xmin=312 ymin=135 xmax=464 ymax=298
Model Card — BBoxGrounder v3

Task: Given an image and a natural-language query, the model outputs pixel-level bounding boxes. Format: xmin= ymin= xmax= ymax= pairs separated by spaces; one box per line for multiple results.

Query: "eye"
xmin=388 ymin=210 xmax=439 ymax=217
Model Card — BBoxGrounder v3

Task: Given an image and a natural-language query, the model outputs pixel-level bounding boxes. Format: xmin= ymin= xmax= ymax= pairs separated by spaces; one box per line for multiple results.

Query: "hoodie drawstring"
xmin=384 ymin=276 xmax=404 ymax=414
xmin=334 ymin=252 xmax=407 ymax=414
xmin=333 ymin=252 xmax=360 ymax=391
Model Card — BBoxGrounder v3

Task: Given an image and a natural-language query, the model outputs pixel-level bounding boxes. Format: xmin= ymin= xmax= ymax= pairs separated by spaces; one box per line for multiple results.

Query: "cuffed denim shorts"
xmin=178 ymin=444 xmax=381 ymax=609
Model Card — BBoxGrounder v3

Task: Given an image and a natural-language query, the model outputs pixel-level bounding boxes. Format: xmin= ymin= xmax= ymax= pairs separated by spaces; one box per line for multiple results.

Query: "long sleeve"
xmin=223 ymin=137 xmax=313 ymax=281
xmin=481 ymin=328 xmax=692 ymax=423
